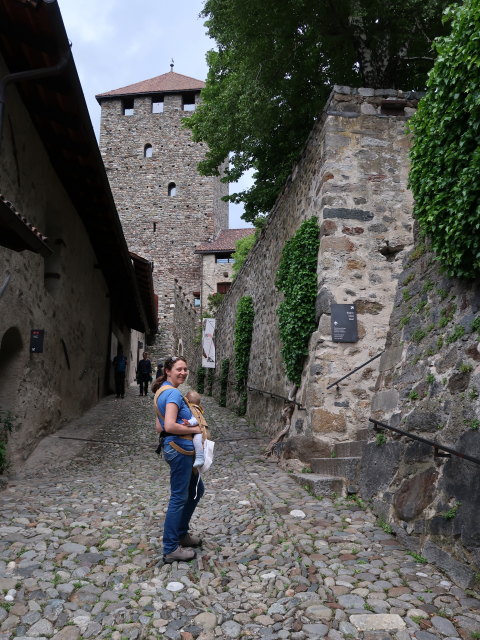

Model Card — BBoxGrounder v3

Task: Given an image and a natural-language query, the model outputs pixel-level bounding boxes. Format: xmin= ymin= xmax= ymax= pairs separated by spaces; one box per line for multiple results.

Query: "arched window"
xmin=168 ymin=182 xmax=176 ymax=196
xmin=144 ymin=144 xmax=153 ymax=158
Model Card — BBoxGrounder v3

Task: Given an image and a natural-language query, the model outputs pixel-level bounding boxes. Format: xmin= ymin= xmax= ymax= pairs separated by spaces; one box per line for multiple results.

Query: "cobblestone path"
xmin=1 ymin=386 xmax=479 ymax=640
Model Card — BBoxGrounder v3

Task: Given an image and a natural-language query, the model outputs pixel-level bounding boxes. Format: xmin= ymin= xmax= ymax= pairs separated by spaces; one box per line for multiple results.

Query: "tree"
xmin=231 ymin=231 xmax=257 ymax=279
xmin=409 ymin=0 xmax=480 ymax=279
xmin=186 ymin=0 xmax=455 ymax=222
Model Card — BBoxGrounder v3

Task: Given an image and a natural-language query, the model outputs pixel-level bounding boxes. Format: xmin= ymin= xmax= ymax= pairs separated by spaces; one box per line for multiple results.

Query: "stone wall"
xmin=98 ymin=91 xmax=228 ymax=356
xmin=212 ymin=87 xmax=418 ymax=457
xmin=360 ymin=240 xmax=480 ymax=587
xmin=173 ymin=280 xmax=201 ymax=381
xmin=0 ymin=56 xmax=132 ymax=467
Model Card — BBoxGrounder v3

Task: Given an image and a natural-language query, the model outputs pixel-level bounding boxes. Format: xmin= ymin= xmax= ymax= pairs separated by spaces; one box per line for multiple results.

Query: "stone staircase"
xmin=291 ymin=428 xmax=369 ymax=498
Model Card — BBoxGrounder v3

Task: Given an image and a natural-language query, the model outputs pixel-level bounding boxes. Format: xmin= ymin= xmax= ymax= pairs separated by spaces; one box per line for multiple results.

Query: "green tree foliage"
xmin=409 ymin=0 xmax=480 ymax=279
xmin=187 ymin=0 xmax=454 ymax=222
xmin=234 ymin=296 xmax=255 ymax=393
xmin=276 ymin=217 xmax=320 ymax=385
xmin=232 ymin=232 xmax=257 ymax=279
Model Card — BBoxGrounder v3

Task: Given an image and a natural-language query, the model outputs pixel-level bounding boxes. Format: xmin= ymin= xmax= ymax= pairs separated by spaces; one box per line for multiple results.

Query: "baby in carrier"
xmin=184 ymin=390 xmax=208 ymax=468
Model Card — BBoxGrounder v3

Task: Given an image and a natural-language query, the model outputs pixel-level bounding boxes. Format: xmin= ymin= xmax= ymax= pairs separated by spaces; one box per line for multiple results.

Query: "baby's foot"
xmin=193 ymin=454 xmax=205 ymax=468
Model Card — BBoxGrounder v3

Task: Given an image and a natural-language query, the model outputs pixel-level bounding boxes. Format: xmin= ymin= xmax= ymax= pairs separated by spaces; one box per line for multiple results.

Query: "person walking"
xmin=136 ymin=351 xmax=152 ymax=396
xmin=154 ymin=356 xmax=204 ymax=563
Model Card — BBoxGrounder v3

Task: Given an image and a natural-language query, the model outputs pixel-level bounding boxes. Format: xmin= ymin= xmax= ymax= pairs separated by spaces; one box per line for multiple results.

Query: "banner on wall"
xmin=202 ymin=318 xmax=216 ymax=368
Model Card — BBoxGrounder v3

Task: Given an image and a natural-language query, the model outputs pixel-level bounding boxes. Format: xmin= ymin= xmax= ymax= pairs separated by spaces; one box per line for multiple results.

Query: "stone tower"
xmin=96 ymin=69 xmax=228 ymax=356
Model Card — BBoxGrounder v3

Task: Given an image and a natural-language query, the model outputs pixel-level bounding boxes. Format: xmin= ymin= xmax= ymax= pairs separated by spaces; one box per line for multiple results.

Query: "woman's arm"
xmin=164 ymin=403 xmax=202 ymax=435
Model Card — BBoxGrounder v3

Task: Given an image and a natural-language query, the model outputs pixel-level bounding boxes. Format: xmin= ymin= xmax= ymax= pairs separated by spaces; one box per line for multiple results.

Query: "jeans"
xmin=139 ymin=374 xmax=149 ymax=395
xmin=163 ymin=441 xmax=204 ymax=554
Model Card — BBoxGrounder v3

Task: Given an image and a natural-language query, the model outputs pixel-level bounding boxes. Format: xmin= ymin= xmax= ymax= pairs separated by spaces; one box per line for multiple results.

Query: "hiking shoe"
xmin=193 ymin=454 xmax=205 ymax=469
xmin=163 ymin=546 xmax=196 ymax=563
xmin=179 ymin=533 xmax=202 ymax=547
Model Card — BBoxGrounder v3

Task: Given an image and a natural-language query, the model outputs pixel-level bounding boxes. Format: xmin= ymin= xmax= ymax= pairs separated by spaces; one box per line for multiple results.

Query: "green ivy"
xmin=409 ymin=0 xmax=480 ymax=278
xmin=276 ymin=217 xmax=320 ymax=385
xmin=234 ymin=296 xmax=255 ymax=415
xmin=196 ymin=367 xmax=206 ymax=394
xmin=219 ymin=358 xmax=230 ymax=407
xmin=205 ymin=368 xmax=215 ymax=396
xmin=0 ymin=411 xmax=15 ymax=474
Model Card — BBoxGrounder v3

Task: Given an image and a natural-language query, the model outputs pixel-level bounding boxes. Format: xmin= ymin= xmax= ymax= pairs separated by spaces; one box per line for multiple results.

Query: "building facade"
xmin=97 ymin=70 xmax=229 ymax=356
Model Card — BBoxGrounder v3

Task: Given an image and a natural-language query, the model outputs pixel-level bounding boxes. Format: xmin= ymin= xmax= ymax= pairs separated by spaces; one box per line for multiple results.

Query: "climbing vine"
xmin=276 ymin=217 xmax=320 ymax=385
xmin=409 ymin=0 xmax=480 ymax=279
xmin=196 ymin=367 xmax=206 ymax=394
xmin=219 ymin=358 xmax=230 ymax=407
xmin=234 ymin=296 xmax=255 ymax=414
xmin=205 ymin=367 xmax=215 ymax=396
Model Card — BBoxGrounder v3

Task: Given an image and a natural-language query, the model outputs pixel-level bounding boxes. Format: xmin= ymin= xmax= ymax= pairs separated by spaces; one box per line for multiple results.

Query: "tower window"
xmin=152 ymin=97 xmax=164 ymax=113
xmin=153 ymin=222 xmax=157 ymax=232
xmin=182 ymin=93 xmax=196 ymax=112
xmin=215 ymin=253 xmax=234 ymax=263
xmin=144 ymin=144 xmax=153 ymax=158
xmin=122 ymin=97 xmax=134 ymax=116
xmin=193 ymin=292 xmax=201 ymax=307
xmin=168 ymin=182 xmax=176 ymax=196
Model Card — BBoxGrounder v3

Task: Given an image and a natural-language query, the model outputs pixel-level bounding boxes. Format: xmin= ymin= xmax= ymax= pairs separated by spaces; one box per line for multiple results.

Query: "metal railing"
xmin=326 ymin=351 xmax=384 ymax=390
xmin=247 ymin=385 xmax=305 ymax=409
xmin=369 ymin=418 xmax=480 ymax=466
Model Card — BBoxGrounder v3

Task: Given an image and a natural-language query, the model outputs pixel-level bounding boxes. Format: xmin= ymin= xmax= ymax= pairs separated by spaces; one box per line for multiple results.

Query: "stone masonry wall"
xmin=212 ymin=88 xmax=418 ymax=459
xmin=0 ymin=55 xmax=127 ymax=468
xmin=173 ymin=279 xmax=201 ymax=377
xmin=98 ymin=91 xmax=228 ymax=357
xmin=201 ymin=254 xmax=234 ymax=308
xmin=360 ymin=240 xmax=480 ymax=587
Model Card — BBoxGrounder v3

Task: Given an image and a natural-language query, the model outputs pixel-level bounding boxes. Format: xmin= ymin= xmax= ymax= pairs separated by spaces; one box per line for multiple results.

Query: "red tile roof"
xmin=96 ymin=71 xmax=205 ymax=100
xmin=195 ymin=228 xmax=255 ymax=254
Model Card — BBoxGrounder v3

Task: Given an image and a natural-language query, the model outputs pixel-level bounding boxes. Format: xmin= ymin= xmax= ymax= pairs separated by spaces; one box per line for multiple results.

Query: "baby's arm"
xmin=187 ymin=416 xmax=199 ymax=426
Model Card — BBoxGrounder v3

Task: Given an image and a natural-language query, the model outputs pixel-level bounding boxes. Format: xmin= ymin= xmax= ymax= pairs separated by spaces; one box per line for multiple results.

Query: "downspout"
xmin=0 ymin=46 xmax=71 ymax=148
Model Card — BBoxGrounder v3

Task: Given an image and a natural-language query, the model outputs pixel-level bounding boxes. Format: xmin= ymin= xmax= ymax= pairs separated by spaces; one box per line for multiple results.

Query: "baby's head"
xmin=186 ymin=390 xmax=201 ymax=405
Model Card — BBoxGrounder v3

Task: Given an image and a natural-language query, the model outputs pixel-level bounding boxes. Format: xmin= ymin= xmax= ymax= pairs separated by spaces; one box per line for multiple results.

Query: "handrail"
xmin=326 ymin=351 xmax=384 ymax=390
xmin=369 ymin=418 xmax=480 ymax=466
xmin=247 ymin=385 xmax=305 ymax=409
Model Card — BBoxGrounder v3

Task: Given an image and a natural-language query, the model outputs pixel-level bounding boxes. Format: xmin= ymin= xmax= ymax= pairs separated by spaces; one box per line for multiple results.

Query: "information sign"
xmin=30 ymin=329 xmax=45 ymax=353
xmin=331 ymin=304 xmax=358 ymax=343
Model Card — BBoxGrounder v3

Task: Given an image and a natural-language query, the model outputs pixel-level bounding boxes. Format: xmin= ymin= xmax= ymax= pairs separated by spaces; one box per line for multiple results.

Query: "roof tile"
xmin=96 ymin=71 xmax=205 ymax=100
xmin=195 ymin=228 xmax=255 ymax=254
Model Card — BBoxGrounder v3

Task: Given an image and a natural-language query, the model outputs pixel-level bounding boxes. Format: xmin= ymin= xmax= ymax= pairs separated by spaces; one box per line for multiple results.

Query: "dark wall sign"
xmin=30 ymin=329 xmax=45 ymax=353
xmin=331 ymin=304 xmax=358 ymax=343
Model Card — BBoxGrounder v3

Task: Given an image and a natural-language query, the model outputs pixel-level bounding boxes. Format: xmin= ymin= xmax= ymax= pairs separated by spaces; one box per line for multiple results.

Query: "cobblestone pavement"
xmin=1 ymin=386 xmax=479 ymax=640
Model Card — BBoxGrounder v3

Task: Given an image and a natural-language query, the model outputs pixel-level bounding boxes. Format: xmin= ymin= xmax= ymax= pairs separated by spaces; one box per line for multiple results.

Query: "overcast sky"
xmin=57 ymin=0 xmax=252 ymax=229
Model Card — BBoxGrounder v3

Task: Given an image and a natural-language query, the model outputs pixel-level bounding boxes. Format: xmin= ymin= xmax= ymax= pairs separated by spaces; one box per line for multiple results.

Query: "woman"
xmin=155 ymin=356 xmax=204 ymax=563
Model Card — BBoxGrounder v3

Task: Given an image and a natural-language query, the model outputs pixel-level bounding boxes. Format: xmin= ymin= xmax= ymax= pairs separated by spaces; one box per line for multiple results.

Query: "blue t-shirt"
xmin=157 ymin=384 xmax=193 ymax=448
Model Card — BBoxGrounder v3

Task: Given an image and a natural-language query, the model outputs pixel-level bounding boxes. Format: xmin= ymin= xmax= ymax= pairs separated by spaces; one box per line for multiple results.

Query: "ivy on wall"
xmin=234 ymin=296 xmax=255 ymax=414
xmin=276 ymin=217 xmax=320 ymax=385
xmin=219 ymin=358 xmax=230 ymax=407
xmin=196 ymin=367 xmax=205 ymax=393
xmin=409 ymin=0 xmax=480 ymax=279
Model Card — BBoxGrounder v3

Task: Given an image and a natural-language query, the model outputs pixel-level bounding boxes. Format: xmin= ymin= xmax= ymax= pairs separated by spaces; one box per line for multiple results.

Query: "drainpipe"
xmin=0 ymin=46 xmax=71 ymax=148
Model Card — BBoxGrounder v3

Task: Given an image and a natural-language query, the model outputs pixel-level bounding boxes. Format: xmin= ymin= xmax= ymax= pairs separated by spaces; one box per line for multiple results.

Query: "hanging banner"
xmin=202 ymin=318 xmax=216 ymax=368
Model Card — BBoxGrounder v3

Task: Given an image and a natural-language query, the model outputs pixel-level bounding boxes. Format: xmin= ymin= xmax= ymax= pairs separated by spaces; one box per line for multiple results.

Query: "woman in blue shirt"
xmin=155 ymin=356 xmax=204 ymax=563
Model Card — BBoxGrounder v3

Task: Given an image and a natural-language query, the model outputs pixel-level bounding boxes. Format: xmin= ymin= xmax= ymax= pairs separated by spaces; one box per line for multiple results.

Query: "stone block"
xmin=321 ymin=236 xmax=356 ymax=253
xmin=349 ymin=614 xmax=406 ymax=631
xmin=379 ymin=345 xmax=404 ymax=372
xmin=311 ymin=408 xmax=347 ymax=433
xmin=393 ymin=468 xmax=438 ymax=521
xmin=316 ymin=288 xmax=335 ymax=321
xmin=423 ymin=541 xmax=476 ymax=589
xmin=371 ymin=389 xmax=399 ymax=413
xmin=359 ymin=442 xmax=404 ymax=500
xmin=320 ymin=219 xmax=337 ymax=236
xmin=324 ymin=208 xmax=374 ymax=221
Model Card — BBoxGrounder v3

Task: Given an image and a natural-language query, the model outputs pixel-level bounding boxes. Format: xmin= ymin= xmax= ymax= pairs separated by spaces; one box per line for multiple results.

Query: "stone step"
xmin=291 ymin=473 xmax=345 ymax=498
xmin=355 ymin=428 xmax=370 ymax=441
xmin=334 ymin=440 xmax=366 ymax=458
xmin=310 ymin=456 xmax=360 ymax=481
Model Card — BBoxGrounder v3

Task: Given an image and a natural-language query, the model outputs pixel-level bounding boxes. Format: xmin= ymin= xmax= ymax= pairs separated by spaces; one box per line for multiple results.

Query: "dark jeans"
xmin=114 ymin=371 xmax=125 ymax=397
xmin=162 ymin=441 xmax=204 ymax=554
xmin=138 ymin=374 xmax=149 ymax=395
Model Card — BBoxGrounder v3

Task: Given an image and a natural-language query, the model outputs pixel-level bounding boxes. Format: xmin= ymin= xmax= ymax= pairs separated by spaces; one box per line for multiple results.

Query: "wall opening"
xmin=217 ymin=282 xmax=231 ymax=294
xmin=182 ymin=93 xmax=196 ymax=112
xmin=144 ymin=144 xmax=153 ymax=158
xmin=122 ymin=97 xmax=134 ymax=116
xmin=168 ymin=182 xmax=176 ymax=196
xmin=215 ymin=253 xmax=234 ymax=264
xmin=0 ymin=327 xmax=23 ymax=412
xmin=152 ymin=97 xmax=164 ymax=113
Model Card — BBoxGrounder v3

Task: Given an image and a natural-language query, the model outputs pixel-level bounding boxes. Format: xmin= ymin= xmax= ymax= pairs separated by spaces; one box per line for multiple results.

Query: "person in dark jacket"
xmin=112 ymin=347 xmax=127 ymax=398
xmin=137 ymin=351 xmax=152 ymax=396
